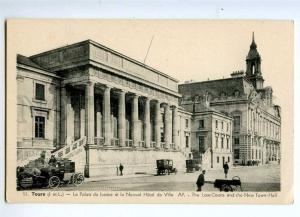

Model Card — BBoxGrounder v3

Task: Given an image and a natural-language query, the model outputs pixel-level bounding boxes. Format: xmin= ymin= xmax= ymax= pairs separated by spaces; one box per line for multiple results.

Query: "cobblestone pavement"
xmin=52 ymin=164 xmax=280 ymax=192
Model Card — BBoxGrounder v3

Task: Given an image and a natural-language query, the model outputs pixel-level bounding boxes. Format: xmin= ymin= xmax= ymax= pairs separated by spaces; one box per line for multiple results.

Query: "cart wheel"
xmin=220 ymin=184 xmax=233 ymax=192
xmin=232 ymin=176 xmax=241 ymax=181
xmin=49 ymin=176 xmax=60 ymax=188
xmin=232 ymin=185 xmax=242 ymax=191
xmin=74 ymin=173 xmax=84 ymax=186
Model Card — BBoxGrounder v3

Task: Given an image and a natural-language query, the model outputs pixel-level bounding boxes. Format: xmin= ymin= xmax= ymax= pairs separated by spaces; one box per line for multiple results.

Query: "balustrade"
xmin=111 ymin=138 xmax=120 ymax=146
xmin=94 ymin=137 xmax=104 ymax=146
xmin=125 ymin=139 xmax=133 ymax=147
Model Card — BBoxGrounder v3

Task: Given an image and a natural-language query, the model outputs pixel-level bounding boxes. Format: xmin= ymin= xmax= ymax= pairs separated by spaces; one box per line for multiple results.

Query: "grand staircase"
xmin=18 ymin=137 xmax=87 ymax=167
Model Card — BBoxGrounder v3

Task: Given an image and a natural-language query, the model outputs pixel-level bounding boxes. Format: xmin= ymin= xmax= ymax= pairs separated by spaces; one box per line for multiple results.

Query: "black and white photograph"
xmin=6 ymin=19 xmax=293 ymax=203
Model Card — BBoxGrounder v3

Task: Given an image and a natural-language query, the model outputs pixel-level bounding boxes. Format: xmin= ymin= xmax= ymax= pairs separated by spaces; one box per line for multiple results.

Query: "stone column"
xmin=118 ymin=90 xmax=126 ymax=147
xmin=66 ymin=91 xmax=74 ymax=144
xmin=154 ymin=101 xmax=161 ymax=148
xmin=80 ymin=95 xmax=85 ymax=139
xmin=144 ymin=98 xmax=151 ymax=148
xmin=131 ymin=94 xmax=139 ymax=147
xmin=96 ymin=97 xmax=102 ymax=138
xmin=60 ymin=87 xmax=67 ymax=146
xmin=85 ymin=81 xmax=95 ymax=145
xmin=164 ymin=104 xmax=171 ymax=149
xmin=103 ymin=85 xmax=111 ymax=146
xmin=172 ymin=105 xmax=178 ymax=149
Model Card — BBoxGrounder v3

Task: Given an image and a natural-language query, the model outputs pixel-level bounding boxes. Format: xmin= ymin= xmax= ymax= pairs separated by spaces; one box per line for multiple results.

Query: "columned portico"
xmin=61 ymin=81 xmax=180 ymax=152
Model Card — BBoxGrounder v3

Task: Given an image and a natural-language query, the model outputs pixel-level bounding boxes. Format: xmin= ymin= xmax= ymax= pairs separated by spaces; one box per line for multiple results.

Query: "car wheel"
xmin=49 ymin=176 xmax=60 ymax=188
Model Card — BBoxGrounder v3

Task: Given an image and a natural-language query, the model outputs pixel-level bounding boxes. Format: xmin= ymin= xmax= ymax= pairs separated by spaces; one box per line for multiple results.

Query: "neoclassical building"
xmin=17 ymin=40 xmax=192 ymax=177
xmin=179 ymin=34 xmax=281 ymax=165
xmin=16 ymin=35 xmax=280 ymax=177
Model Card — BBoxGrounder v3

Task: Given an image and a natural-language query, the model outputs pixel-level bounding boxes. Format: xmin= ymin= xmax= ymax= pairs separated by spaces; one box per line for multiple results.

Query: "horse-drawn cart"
xmin=214 ymin=176 xmax=242 ymax=192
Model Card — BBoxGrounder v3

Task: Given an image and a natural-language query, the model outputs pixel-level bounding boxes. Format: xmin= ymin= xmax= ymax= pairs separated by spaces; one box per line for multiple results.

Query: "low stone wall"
xmin=70 ymin=147 xmax=187 ymax=177
xmin=17 ymin=148 xmax=52 ymax=165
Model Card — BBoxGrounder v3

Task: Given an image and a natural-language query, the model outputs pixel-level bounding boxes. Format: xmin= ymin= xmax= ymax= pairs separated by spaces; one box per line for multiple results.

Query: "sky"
xmin=10 ymin=20 xmax=293 ymax=107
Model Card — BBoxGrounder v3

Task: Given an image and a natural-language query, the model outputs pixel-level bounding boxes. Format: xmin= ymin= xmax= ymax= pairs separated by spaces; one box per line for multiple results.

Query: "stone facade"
xmin=17 ymin=40 xmax=190 ymax=177
xmin=178 ymin=34 xmax=281 ymax=166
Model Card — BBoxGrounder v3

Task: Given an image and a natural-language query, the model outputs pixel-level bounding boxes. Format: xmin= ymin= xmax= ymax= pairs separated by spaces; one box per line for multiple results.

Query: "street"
xmin=53 ymin=164 xmax=280 ymax=192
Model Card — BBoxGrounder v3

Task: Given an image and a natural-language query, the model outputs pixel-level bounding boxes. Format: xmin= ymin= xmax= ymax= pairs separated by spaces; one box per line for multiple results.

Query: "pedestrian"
xmin=223 ymin=162 xmax=229 ymax=178
xmin=196 ymin=170 xmax=205 ymax=191
xmin=48 ymin=155 xmax=57 ymax=167
xmin=119 ymin=163 xmax=124 ymax=176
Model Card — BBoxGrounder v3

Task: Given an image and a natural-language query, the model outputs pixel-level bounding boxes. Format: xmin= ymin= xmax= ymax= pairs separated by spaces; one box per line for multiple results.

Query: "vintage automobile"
xmin=156 ymin=159 xmax=177 ymax=175
xmin=17 ymin=158 xmax=84 ymax=189
xmin=214 ymin=176 xmax=242 ymax=192
xmin=185 ymin=159 xmax=201 ymax=173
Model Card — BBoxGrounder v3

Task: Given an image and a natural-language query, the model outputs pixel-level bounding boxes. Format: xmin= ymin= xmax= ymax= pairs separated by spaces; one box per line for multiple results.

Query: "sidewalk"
xmin=85 ymin=173 xmax=154 ymax=183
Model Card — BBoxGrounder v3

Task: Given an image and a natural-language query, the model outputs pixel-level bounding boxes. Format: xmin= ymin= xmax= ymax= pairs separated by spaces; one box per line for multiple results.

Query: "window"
xmin=228 ymin=157 xmax=230 ymax=163
xmin=185 ymin=136 xmax=189 ymax=148
xmin=199 ymin=120 xmax=204 ymax=129
xmin=35 ymin=116 xmax=45 ymax=138
xmin=185 ymin=119 xmax=189 ymax=128
xmin=221 ymin=137 xmax=224 ymax=149
xmin=221 ymin=122 xmax=224 ymax=130
xmin=35 ymin=83 xmax=45 ymax=101
xmin=234 ymin=138 xmax=240 ymax=146
xmin=259 ymin=150 xmax=261 ymax=159
xmin=215 ymin=137 xmax=218 ymax=148
xmin=234 ymin=90 xmax=240 ymax=98
xmin=215 ymin=120 xmax=218 ymax=129
xmin=226 ymin=138 xmax=229 ymax=149
xmin=217 ymin=156 xmax=219 ymax=163
xmin=227 ymin=123 xmax=229 ymax=132
xmin=234 ymin=149 xmax=239 ymax=159
xmin=220 ymin=92 xmax=226 ymax=98
xmin=233 ymin=116 xmax=240 ymax=132
xmin=199 ymin=136 xmax=205 ymax=153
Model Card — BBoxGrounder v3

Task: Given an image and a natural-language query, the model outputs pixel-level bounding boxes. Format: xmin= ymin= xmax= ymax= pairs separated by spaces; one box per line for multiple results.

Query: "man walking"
xmin=196 ymin=170 xmax=206 ymax=191
xmin=223 ymin=162 xmax=229 ymax=178
xmin=119 ymin=163 xmax=124 ymax=176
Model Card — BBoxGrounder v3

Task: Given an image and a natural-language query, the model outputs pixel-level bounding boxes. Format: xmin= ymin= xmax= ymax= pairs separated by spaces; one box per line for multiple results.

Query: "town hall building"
xmin=179 ymin=34 xmax=281 ymax=166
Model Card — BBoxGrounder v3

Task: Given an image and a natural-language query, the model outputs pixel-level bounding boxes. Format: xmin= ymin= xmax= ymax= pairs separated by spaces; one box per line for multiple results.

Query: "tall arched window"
xmin=251 ymin=63 xmax=255 ymax=74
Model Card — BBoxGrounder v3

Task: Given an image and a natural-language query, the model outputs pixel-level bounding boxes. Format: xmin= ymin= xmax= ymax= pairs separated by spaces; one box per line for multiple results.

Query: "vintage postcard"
xmin=5 ymin=19 xmax=294 ymax=203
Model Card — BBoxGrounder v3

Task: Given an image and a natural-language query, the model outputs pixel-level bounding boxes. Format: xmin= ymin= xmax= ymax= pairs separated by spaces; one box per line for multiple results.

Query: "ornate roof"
xmin=179 ymin=77 xmax=253 ymax=101
xmin=246 ymin=32 xmax=261 ymax=60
